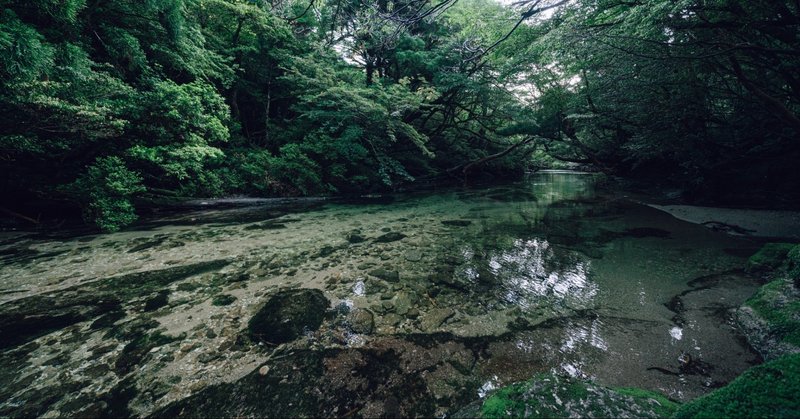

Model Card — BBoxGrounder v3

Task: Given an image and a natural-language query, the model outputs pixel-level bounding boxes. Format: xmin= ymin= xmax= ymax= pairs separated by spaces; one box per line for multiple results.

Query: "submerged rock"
xmin=346 ymin=232 xmax=366 ymax=243
xmin=404 ymin=250 xmax=424 ymax=262
xmin=419 ymin=308 xmax=455 ymax=333
xmin=248 ymin=289 xmax=329 ymax=344
xmin=374 ymin=232 xmax=406 ymax=243
xmin=346 ymin=309 xmax=374 ymax=334
xmin=442 ymin=220 xmax=472 ymax=227
xmin=368 ymin=269 xmax=400 ymax=282
xmin=211 ymin=294 xmax=237 ymax=306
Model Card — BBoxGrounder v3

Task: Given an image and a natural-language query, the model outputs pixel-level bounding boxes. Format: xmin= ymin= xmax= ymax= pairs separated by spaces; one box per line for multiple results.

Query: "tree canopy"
xmin=1 ymin=0 xmax=798 ymax=230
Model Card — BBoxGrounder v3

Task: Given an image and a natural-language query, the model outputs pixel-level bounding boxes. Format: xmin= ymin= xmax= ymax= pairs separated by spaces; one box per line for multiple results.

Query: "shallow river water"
xmin=0 ymin=172 xmax=767 ymax=417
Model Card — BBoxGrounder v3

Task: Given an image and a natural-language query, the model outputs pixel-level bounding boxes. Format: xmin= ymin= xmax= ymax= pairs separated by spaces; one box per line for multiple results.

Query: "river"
xmin=0 ymin=171 xmax=771 ymax=417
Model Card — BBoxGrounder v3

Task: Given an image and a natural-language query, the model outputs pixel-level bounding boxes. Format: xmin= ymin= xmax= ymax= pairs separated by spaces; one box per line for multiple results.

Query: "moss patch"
xmin=674 ymin=354 xmax=800 ymax=418
xmin=481 ymin=383 xmax=528 ymax=418
xmin=745 ymin=243 xmax=796 ymax=274
xmin=745 ymin=279 xmax=800 ymax=348
xmin=739 ymin=243 xmax=800 ymax=357
xmin=473 ymin=374 xmax=678 ymax=418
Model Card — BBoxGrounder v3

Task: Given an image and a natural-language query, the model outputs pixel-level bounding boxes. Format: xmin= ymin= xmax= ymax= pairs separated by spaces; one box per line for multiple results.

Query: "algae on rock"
xmin=454 ymin=373 xmax=678 ymax=418
xmin=674 ymin=354 xmax=800 ymax=418
xmin=737 ymin=243 xmax=800 ymax=360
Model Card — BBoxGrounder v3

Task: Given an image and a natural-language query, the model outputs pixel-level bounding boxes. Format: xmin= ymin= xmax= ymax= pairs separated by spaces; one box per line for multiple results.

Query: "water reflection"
xmin=453 ymin=238 xmax=597 ymax=312
xmin=561 ymin=319 xmax=608 ymax=352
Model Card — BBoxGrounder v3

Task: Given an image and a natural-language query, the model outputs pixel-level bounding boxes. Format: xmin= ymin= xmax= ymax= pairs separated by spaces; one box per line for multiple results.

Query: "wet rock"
xmin=318 ymin=245 xmax=336 ymax=257
xmin=225 ymin=273 xmax=251 ymax=283
xmin=368 ymin=269 xmax=400 ymax=282
xmin=383 ymin=313 xmax=403 ymax=326
xmin=441 ymin=220 xmax=472 ymax=227
xmin=430 ymin=271 xmax=470 ymax=291
xmin=347 ymin=309 xmax=375 ymax=334
xmin=211 ymin=294 xmax=237 ymax=306
xmin=393 ymin=292 xmax=416 ymax=316
xmin=259 ymin=365 xmax=270 ymax=376
xmin=248 ymin=289 xmax=330 ymax=344
xmin=181 ymin=342 xmax=201 ymax=353
xmin=404 ymin=250 xmax=424 ymax=262
xmin=374 ymin=232 xmax=406 ymax=243
xmin=197 ymin=352 xmax=220 ymax=363
xmin=419 ymin=308 xmax=454 ymax=332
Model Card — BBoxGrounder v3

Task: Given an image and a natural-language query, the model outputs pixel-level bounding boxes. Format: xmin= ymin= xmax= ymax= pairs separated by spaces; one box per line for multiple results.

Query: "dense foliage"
xmin=1 ymin=0 xmax=535 ymax=230
xmin=505 ymin=0 xmax=800 ymax=205
xmin=2 ymin=0 xmax=798 ymax=230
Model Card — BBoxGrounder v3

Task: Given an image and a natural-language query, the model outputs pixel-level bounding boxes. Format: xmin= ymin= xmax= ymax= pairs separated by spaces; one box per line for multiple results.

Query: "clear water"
xmin=0 ymin=172 xmax=764 ymax=417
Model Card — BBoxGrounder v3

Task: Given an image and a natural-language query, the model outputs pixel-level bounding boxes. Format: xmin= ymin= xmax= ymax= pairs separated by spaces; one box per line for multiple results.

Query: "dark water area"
xmin=0 ymin=171 xmax=771 ymax=417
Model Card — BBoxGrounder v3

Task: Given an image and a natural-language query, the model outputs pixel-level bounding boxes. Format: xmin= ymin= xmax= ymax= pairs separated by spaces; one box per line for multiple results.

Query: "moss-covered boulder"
xmin=248 ymin=289 xmax=329 ymax=344
xmin=454 ymin=374 xmax=678 ymax=418
xmin=674 ymin=354 xmax=800 ymax=418
xmin=745 ymin=243 xmax=797 ymax=274
xmin=737 ymin=243 xmax=800 ymax=360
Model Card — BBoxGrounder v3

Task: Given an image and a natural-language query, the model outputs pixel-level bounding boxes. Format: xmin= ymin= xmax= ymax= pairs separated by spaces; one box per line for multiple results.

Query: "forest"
xmin=2 ymin=2 xmax=800 ymax=418
xmin=2 ymin=0 xmax=798 ymax=231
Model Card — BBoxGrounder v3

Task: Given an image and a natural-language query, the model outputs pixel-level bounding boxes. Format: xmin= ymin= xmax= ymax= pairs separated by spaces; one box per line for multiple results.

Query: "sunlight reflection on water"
xmin=488 ymin=238 xmax=597 ymax=310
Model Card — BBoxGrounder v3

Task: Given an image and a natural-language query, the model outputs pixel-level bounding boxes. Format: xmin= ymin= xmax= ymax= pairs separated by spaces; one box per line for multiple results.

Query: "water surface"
xmin=0 ymin=172 xmax=764 ymax=417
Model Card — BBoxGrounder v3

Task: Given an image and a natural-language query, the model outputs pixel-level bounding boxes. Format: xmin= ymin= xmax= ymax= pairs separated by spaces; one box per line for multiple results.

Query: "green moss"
xmin=745 ymin=279 xmax=800 ymax=347
xmin=615 ymin=387 xmax=679 ymax=417
xmin=786 ymin=245 xmax=800 ymax=281
xmin=746 ymin=243 xmax=797 ymax=274
xmin=481 ymin=383 xmax=528 ymax=418
xmin=674 ymin=354 xmax=800 ymax=418
xmin=472 ymin=374 xmax=678 ymax=418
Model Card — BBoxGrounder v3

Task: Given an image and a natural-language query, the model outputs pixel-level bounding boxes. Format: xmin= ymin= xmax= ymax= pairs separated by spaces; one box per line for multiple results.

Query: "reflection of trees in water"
xmin=453 ymin=237 xmax=597 ymax=311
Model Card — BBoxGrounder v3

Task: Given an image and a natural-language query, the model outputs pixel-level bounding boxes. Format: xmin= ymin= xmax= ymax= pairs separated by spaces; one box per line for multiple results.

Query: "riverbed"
xmin=0 ymin=172 xmax=774 ymax=417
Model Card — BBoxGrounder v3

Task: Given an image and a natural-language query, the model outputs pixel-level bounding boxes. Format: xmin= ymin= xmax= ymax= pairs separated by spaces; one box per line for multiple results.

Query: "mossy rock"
xmin=738 ymin=243 xmax=800 ymax=359
xmin=745 ymin=279 xmax=800 ymax=348
xmin=745 ymin=243 xmax=797 ymax=274
xmin=248 ymin=289 xmax=329 ymax=344
xmin=457 ymin=374 xmax=678 ymax=418
xmin=674 ymin=354 xmax=800 ymax=418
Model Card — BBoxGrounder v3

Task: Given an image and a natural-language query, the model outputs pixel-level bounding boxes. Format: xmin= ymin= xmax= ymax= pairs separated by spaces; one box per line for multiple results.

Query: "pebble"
xmin=259 ymin=365 xmax=270 ymax=376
